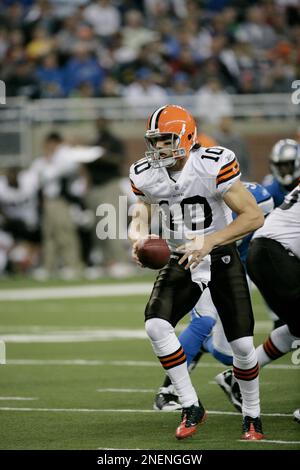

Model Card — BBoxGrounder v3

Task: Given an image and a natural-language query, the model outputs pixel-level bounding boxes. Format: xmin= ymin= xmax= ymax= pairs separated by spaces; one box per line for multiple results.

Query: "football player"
xmin=262 ymin=139 xmax=300 ymax=328
xmin=129 ymin=105 xmax=264 ymax=440
xmin=263 ymin=139 xmax=300 ymax=207
xmin=217 ymin=182 xmax=300 ymax=418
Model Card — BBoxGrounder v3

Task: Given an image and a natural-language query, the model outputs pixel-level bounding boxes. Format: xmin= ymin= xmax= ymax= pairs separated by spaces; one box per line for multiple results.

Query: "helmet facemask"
xmin=270 ymin=139 xmax=300 ymax=188
xmin=270 ymin=160 xmax=297 ymax=187
xmin=145 ymin=130 xmax=187 ymax=169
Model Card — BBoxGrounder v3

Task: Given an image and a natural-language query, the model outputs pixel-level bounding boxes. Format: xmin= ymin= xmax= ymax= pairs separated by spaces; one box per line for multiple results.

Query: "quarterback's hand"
xmin=176 ymin=234 xmax=216 ymax=270
xmin=131 ymin=234 xmax=159 ymax=267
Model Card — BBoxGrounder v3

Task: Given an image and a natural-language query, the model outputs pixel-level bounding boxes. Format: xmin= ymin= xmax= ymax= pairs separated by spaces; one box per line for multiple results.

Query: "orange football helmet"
xmin=145 ymin=104 xmax=197 ymax=168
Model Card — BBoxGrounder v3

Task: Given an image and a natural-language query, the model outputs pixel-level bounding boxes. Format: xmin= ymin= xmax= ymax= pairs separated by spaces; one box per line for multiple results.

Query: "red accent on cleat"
xmin=175 ymin=410 xmax=207 ymax=440
xmin=241 ymin=422 xmax=264 ymax=441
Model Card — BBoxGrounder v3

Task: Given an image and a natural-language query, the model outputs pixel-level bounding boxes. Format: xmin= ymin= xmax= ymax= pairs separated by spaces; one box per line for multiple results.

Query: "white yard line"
xmin=96 ymin=388 xmax=155 ymax=393
xmin=6 ymin=359 xmax=299 ymax=370
xmin=0 ymin=329 xmax=147 ymax=343
xmin=0 ymin=320 xmax=275 ymax=343
xmin=0 ymin=283 xmax=153 ymax=301
xmin=0 ymin=397 xmax=38 ymax=401
xmin=238 ymin=439 xmax=300 ymax=445
xmin=0 ymin=282 xmax=284 ymax=340
xmin=0 ymin=407 xmax=292 ymax=418
xmin=97 ymin=448 xmax=146 ymax=450
xmin=7 ymin=359 xmax=158 ymax=366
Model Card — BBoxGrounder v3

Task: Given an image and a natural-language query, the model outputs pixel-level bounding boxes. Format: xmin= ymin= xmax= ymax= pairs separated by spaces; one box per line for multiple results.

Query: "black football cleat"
xmin=153 ymin=386 xmax=181 ymax=411
xmin=241 ymin=416 xmax=264 ymax=440
xmin=175 ymin=403 xmax=207 ymax=439
xmin=215 ymin=369 xmax=242 ymax=413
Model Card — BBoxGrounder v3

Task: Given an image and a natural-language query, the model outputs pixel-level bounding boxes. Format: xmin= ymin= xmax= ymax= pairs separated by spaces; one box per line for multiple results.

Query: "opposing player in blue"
xmin=154 ymin=182 xmax=274 ymax=411
xmin=263 ymin=139 xmax=300 ymax=207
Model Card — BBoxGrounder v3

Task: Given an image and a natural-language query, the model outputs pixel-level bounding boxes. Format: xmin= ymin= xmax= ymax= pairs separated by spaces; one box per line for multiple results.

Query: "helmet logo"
xmin=178 ymin=123 xmax=186 ymax=140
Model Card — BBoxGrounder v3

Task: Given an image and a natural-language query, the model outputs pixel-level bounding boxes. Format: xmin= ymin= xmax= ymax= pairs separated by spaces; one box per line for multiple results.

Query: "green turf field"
xmin=0 ymin=278 xmax=299 ymax=450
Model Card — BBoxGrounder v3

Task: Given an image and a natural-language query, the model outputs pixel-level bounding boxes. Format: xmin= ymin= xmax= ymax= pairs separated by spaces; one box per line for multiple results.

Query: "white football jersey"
xmin=253 ymin=184 xmax=300 ymax=260
xmin=130 ymin=146 xmax=241 ymax=282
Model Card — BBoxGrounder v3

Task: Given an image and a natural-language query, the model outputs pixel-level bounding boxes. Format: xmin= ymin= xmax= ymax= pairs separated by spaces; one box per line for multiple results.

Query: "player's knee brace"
xmin=145 ymin=318 xmax=173 ymax=342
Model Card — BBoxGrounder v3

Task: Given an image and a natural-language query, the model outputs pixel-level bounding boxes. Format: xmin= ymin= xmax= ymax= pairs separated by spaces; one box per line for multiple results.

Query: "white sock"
xmin=256 ymin=345 xmax=270 ymax=368
xmin=258 ymin=325 xmax=299 ymax=367
xmin=145 ymin=318 xmax=199 ymax=408
xmin=230 ymin=336 xmax=260 ymax=418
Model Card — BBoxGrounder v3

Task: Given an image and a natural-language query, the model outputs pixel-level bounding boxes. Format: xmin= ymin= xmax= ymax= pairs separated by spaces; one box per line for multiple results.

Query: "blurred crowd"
xmin=0 ymin=0 xmax=299 ymax=101
xmin=0 ymin=118 xmax=139 ymax=279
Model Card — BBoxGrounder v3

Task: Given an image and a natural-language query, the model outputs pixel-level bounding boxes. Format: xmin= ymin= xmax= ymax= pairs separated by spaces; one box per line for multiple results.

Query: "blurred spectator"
xmin=24 ymin=0 xmax=57 ymax=34
xmin=47 ymin=0 xmax=89 ymax=19
xmin=63 ymin=43 xmax=105 ymax=95
xmin=0 ymin=230 xmax=13 ymax=277
xmin=98 ymin=76 xmax=123 ymax=98
xmin=123 ymin=67 xmax=168 ymax=107
xmin=170 ymin=45 xmax=199 ymax=80
xmin=84 ymin=117 xmax=134 ymax=276
xmin=30 ymin=132 xmax=83 ymax=278
xmin=235 ymin=6 xmax=277 ymax=52
xmin=36 ymin=52 xmax=64 ymax=97
xmin=196 ymin=77 xmax=233 ymax=124
xmin=83 ymin=0 xmax=121 ymax=38
xmin=211 ymin=116 xmax=252 ymax=179
xmin=170 ymin=71 xmax=193 ymax=95
xmin=98 ymin=32 xmax=137 ymax=71
xmin=26 ymin=24 xmax=54 ymax=59
xmin=71 ymin=80 xmax=95 ymax=97
xmin=157 ymin=17 xmax=181 ymax=60
xmin=0 ymin=166 xmax=40 ymax=275
xmin=0 ymin=167 xmax=40 ymax=243
xmin=144 ymin=0 xmax=188 ymax=22
xmin=0 ymin=27 xmax=9 ymax=60
xmin=55 ymin=14 xmax=81 ymax=55
xmin=220 ymin=39 xmax=259 ymax=93
xmin=2 ymin=2 xmax=24 ymax=30
xmin=6 ymin=59 xmax=40 ymax=98
xmin=122 ymin=9 xmax=159 ymax=56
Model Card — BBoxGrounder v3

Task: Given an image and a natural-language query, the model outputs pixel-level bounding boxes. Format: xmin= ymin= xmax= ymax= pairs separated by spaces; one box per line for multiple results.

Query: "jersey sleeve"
xmin=129 ymin=162 xmax=153 ymax=204
xmin=216 ymin=149 xmax=241 ymax=196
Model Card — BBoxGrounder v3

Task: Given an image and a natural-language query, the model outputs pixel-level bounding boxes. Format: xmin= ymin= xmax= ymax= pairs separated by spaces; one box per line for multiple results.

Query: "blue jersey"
xmin=234 ymin=182 xmax=274 ymax=264
xmin=262 ymin=174 xmax=286 ymax=207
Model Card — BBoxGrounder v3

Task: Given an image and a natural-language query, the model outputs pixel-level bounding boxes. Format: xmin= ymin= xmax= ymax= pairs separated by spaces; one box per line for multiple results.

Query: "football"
xmin=136 ymin=237 xmax=171 ymax=269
